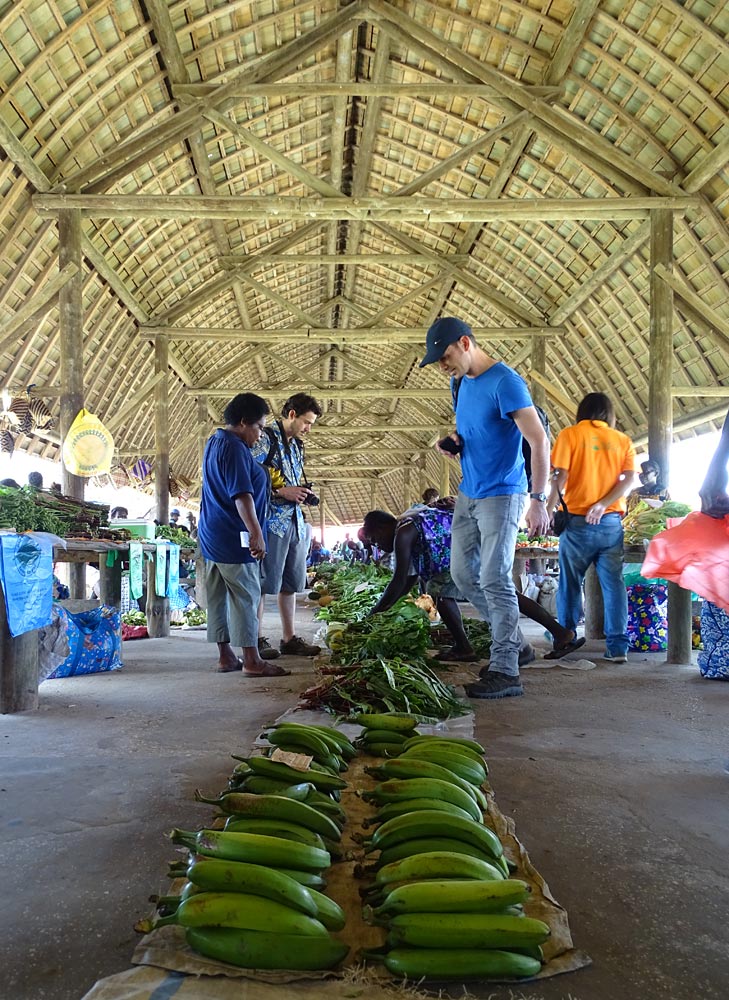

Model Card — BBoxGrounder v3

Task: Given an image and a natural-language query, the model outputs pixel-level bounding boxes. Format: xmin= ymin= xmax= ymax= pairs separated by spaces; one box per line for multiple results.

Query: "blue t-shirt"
xmin=454 ymin=362 xmax=533 ymax=499
xmin=198 ymin=429 xmax=269 ymax=564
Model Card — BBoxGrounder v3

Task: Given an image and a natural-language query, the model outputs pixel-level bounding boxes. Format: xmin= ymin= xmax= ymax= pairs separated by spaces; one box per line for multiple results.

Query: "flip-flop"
xmin=243 ymin=662 xmax=291 ymax=677
xmin=543 ymin=636 xmax=586 ymax=660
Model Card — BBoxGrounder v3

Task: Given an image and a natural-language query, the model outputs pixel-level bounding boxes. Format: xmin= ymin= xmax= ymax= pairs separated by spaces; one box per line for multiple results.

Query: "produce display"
xmin=121 ymin=610 xmax=147 ymax=626
xmin=155 ymin=524 xmax=193 ymax=546
xmin=516 ymin=531 xmax=558 ymax=550
xmin=622 ymin=499 xmax=692 ymax=547
xmin=0 ymin=485 xmax=112 ymax=537
xmin=351 ymin=714 xmax=548 ymax=980
xmin=137 ymin=721 xmax=354 ymax=972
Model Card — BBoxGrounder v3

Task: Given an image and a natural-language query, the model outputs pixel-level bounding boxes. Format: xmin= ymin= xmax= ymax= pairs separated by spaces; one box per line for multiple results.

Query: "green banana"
xmin=368 ymin=946 xmax=540 ymax=980
xmin=363 ymin=797 xmax=476 ymax=828
xmin=401 ymin=734 xmax=486 ymax=755
xmin=297 ymin=724 xmax=357 ymax=758
xmin=375 ymin=837 xmax=503 ymax=868
xmin=231 ymin=777 xmax=314 ymax=799
xmin=183 ymin=858 xmax=318 ymax=916
xmin=385 ymin=913 xmax=550 ymax=950
xmin=264 ymin=727 xmax=334 ymax=760
xmin=304 ymin=789 xmax=346 ymax=821
xmin=272 ymin=868 xmax=327 ymax=888
xmin=267 ymin=743 xmax=344 ymax=772
xmin=144 ymin=891 xmax=328 ymax=936
xmin=361 ymin=778 xmax=481 ymax=822
xmin=222 ymin=817 xmax=326 ymax=850
xmin=364 ymin=810 xmax=502 ymax=860
xmin=186 ymin=926 xmax=348 ymax=970
xmin=233 ymin=755 xmax=347 ymax=792
xmin=494 ymin=854 xmax=511 ymax=877
xmin=354 ymin=712 xmax=421 ymax=732
xmin=401 ymin=746 xmax=487 ymax=784
xmin=268 ymin=721 xmax=355 ymax=756
xmin=307 ymin=888 xmax=346 ymax=931
xmin=364 ymin=759 xmax=481 ymax=805
xmin=360 ymin=743 xmax=404 ymax=757
xmin=373 ymin=878 xmax=529 ymax=916
xmin=373 ymin=850 xmax=505 ymax=885
xmin=170 ymin=829 xmax=330 ymax=872
xmin=193 ymin=791 xmax=342 ymax=841
xmin=356 ymin=729 xmax=408 ymax=745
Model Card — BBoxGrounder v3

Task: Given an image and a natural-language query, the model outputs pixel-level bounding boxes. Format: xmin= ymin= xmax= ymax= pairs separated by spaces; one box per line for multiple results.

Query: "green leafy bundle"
xmin=332 ymin=600 xmax=431 ymax=664
xmin=298 ymin=656 xmax=468 ymax=719
xmin=623 ymin=500 xmax=692 ymax=546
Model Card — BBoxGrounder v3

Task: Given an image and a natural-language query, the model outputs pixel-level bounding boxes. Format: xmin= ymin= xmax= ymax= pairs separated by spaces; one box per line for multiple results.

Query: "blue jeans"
xmin=557 ymin=514 xmax=628 ymax=657
xmin=450 ymin=492 xmax=525 ymax=677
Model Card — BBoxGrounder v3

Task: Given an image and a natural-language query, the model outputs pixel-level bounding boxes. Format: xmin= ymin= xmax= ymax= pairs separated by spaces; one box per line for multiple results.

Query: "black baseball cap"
xmin=419 ymin=317 xmax=472 ymax=367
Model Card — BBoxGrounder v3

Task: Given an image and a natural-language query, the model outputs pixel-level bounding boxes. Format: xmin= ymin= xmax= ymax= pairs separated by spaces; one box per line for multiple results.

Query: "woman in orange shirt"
xmin=547 ymin=393 xmax=638 ymax=662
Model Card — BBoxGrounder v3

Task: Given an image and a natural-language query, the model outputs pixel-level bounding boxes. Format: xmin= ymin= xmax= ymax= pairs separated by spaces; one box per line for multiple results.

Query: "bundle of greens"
xmin=623 ymin=500 xmax=692 ymax=547
xmin=155 ymin=524 xmax=194 ymax=546
xmin=298 ymin=655 xmax=469 ymax=719
xmin=314 ymin=561 xmax=391 ymax=604
xmin=328 ymin=599 xmax=431 ymax=664
xmin=121 ymin=610 xmax=147 ymax=626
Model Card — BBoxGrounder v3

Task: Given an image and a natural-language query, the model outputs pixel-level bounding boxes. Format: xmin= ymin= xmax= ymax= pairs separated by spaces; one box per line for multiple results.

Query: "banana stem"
xmin=169 ymin=829 xmax=197 ymax=851
xmin=193 ymin=790 xmax=220 ymax=805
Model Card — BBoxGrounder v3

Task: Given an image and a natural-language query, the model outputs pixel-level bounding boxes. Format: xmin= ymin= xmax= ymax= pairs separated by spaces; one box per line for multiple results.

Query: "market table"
xmin=0 ymin=539 xmax=192 ymax=714
xmin=515 ymin=545 xmax=693 ymax=664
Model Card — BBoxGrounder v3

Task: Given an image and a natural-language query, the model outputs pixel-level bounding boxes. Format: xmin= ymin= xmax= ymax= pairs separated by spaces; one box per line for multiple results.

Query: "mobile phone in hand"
xmin=438 ymin=436 xmax=462 ymax=455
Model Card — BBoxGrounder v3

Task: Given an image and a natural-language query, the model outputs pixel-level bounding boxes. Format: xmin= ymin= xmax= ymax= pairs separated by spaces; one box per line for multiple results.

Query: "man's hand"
xmin=435 ymin=432 xmax=462 ymax=459
xmin=700 ymin=489 xmax=729 ymax=519
xmin=276 ymin=485 xmax=311 ymax=504
xmin=525 ymin=499 xmax=551 ymax=538
xmin=585 ymin=501 xmax=607 ymax=525
xmin=249 ymin=528 xmax=266 ymax=560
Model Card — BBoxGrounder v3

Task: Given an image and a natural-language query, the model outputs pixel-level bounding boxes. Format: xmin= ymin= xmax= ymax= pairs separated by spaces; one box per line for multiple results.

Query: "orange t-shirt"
xmin=551 ymin=420 xmax=637 ymax=516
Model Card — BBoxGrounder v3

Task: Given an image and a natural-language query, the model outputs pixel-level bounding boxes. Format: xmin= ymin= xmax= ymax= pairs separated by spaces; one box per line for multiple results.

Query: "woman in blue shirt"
xmin=198 ymin=393 xmax=290 ymax=676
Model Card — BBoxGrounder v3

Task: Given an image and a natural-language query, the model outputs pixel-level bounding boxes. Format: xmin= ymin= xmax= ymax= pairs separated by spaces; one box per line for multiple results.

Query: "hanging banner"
xmin=155 ymin=541 xmax=168 ymax=598
xmin=62 ymin=409 xmax=114 ymax=477
xmin=129 ymin=542 xmax=144 ymax=600
xmin=0 ymin=532 xmax=54 ymax=636
xmin=167 ymin=543 xmax=180 ymax=597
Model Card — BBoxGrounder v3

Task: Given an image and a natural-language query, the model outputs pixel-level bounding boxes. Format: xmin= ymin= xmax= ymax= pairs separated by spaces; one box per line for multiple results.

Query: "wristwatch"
xmin=529 ymin=492 xmax=548 ymax=503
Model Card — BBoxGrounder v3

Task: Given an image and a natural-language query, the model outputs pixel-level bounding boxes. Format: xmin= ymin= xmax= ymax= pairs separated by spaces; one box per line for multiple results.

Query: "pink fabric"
xmin=642 ymin=512 xmax=729 ymax=612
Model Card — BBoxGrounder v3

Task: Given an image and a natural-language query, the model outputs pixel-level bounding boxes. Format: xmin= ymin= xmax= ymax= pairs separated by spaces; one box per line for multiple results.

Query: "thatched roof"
xmin=1 ymin=0 xmax=727 ymax=523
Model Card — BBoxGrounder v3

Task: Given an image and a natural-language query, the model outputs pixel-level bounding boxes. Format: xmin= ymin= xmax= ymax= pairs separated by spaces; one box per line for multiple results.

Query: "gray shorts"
xmin=425 ymin=570 xmax=461 ymax=600
xmin=261 ymin=517 xmax=308 ymax=595
xmin=205 ymin=560 xmax=261 ymax=648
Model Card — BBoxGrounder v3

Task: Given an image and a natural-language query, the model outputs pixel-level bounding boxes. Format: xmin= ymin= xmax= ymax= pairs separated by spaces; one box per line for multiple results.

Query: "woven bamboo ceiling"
xmin=0 ymin=0 xmax=728 ymax=525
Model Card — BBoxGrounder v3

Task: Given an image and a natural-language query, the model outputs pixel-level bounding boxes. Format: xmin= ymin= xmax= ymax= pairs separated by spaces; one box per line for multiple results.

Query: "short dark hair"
xmin=28 ymin=471 xmax=43 ymax=488
xmin=422 ymin=488 xmax=439 ymax=503
xmin=576 ymin=392 xmax=615 ymax=428
xmin=282 ymin=393 xmax=322 ymax=418
xmin=224 ymin=393 xmax=270 ymax=426
xmin=361 ymin=509 xmax=397 ymax=539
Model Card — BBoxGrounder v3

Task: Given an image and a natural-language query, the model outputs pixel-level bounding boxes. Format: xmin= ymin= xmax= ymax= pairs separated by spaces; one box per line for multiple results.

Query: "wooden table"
xmin=0 ymin=538 xmax=193 ymax=714
xmin=514 ymin=545 xmax=693 ymax=665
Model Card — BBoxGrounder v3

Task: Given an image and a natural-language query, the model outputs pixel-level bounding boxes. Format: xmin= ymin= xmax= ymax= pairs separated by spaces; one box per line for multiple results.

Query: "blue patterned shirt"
xmin=251 ymin=421 xmax=307 ymax=539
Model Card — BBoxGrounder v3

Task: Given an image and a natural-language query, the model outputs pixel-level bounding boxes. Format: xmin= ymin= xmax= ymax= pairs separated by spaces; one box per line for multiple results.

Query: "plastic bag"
xmin=698 ymin=601 xmax=729 ymax=680
xmin=641 ymin=512 xmax=729 ymax=613
xmin=627 ymin=583 xmax=668 ymax=652
xmin=44 ymin=605 xmax=122 ymax=678
xmin=0 ymin=531 xmax=54 ymax=636
xmin=62 ymin=408 xmax=114 ymax=476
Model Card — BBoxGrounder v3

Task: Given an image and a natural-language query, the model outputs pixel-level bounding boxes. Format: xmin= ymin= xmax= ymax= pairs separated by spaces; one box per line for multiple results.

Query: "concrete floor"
xmin=2 ymin=599 xmax=728 ymax=1000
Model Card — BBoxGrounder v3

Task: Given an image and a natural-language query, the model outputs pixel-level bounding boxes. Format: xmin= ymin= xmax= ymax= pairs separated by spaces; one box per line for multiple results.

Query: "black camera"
xmin=303 ymin=482 xmax=320 ymax=506
xmin=438 ymin=436 xmax=462 ymax=455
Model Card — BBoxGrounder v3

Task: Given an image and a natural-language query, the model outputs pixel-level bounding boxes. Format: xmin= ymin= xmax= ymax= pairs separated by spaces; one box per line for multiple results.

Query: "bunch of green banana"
xmin=231 ymin=754 xmax=347 ymax=793
xmin=360 ymin=875 xmax=548 ymax=981
xmin=194 ymin=790 xmax=343 ymax=842
xmin=355 ymin=728 xmax=411 ymax=757
xmin=260 ymin=721 xmax=354 ymax=772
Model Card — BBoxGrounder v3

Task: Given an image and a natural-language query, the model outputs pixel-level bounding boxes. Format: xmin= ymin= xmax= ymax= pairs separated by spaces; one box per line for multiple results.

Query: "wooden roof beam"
xmin=0 ymin=262 xmax=78 ymax=360
xmin=654 ymin=262 xmax=729 ymax=357
xmin=219 ymin=253 xmax=470 ymax=266
xmin=173 ymin=82 xmax=563 ymax=100
xmin=138 ymin=325 xmax=563 ymax=341
xmin=188 ymin=386 xmax=452 ymax=399
xmin=34 ymin=195 xmax=699 ymax=221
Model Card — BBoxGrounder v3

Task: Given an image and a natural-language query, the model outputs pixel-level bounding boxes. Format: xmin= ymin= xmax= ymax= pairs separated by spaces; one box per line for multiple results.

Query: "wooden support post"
xmin=150 ymin=335 xmax=171 ymax=635
xmin=439 ymin=455 xmax=450 ymax=499
xmin=319 ymin=486 xmax=326 ymax=544
xmin=58 ymin=209 xmax=86 ymax=599
xmin=98 ymin=555 xmax=122 ymax=608
xmin=146 ymin=552 xmax=170 ymax=638
xmin=584 ymin=564 xmax=605 ymax=640
xmin=0 ymin=584 xmax=39 ymax=713
xmin=197 ymin=395 xmax=208 ymax=471
xmin=666 ymin=582 xmax=692 ymax=665
xmin=370 ymin=480 xmax=379 ymax=512
xmin=648 ymin=209 xmax=673 ymax=488
xmin=530 ymin=336 xmax=547 ymax=410
xmin=194 ymin=554 xmax=208 ymax=611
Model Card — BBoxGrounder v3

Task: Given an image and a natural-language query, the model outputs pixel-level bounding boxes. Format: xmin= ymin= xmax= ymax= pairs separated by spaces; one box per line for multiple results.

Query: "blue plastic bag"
xmin=45 ymin=605 xmax=122 ymax=679
xmin=0 ymin=532 xmax=54 ymax=636
xmin=698 ymin=601 xmax=729 ymax=680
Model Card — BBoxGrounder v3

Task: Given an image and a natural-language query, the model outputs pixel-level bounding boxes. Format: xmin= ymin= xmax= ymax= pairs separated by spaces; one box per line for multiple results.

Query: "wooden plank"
xmin=530 ymin=337 xmax=546 ymax=409
xmin=104 ymin=372 xmax=166 ymax=433
xmin=670 ymin=386 xmax=729 ymax=398
xmin=682 ymin=137 xmax=729 ymax=193
xmin=0 ymin=117 xmax=50 ymax=191
xmin=139 ymin=325 xmax=562 ymax=342
xmin=648 ymin=210 xmax=674 ymax=486
xmin=0 ymin=262 xmax=78 ymax=359
xmin=525 ymin=369 xmax=577 ymax=419
xmin=0 ymin=583 xmax=39 ymax=714
xmin=174 ymin=82 xmax=564 ymax=99
xmin=550 ymin=222 xmax=651 ymax=325
xmin=220 ymin=253 xmax=470 ymax=266
xmin=666 ymin=583 xmax=693 ymax=665
xmin=654 ymin=262 xmax=729 ymax=350
xmin=154 ymin=334 xmax=170 ymax=528
xmin=33 ymin=194 xmax=699 ymax=221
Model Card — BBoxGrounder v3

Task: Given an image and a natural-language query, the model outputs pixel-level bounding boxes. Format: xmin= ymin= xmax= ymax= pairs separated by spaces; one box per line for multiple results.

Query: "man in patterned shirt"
xmin=252 ymin=392 xmax=323 ymax=656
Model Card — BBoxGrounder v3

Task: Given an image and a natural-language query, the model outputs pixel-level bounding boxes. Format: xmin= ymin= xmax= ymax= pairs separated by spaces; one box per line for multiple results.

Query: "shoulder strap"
xmin=262 ymin=426 xmax=278 ymax=466
xmin=451 ymin=376 xmax=462 ymax=410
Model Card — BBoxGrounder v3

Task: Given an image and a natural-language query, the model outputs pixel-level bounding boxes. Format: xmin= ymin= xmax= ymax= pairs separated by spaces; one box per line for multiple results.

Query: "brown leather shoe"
xmin=257 ymin=636 xmax=281 ymax=660
xmin=280 ymin=635 xmax=321 ymax=656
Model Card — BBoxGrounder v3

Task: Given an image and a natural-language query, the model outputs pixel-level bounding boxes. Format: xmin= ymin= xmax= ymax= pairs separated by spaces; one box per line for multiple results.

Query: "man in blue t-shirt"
xmin=420 ymin=317 xmax=551 ymax=699
xmin=198 ymin=392 xmax=290 ymax=677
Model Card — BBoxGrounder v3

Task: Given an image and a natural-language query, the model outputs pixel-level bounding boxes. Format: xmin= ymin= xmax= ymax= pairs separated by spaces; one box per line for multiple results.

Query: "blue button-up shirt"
xmin=251 ymin=421 xmax=307 ymax=539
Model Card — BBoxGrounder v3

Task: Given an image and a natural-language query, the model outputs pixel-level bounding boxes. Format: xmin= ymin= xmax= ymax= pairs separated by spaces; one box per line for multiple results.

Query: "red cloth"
xmin=121 ymin=623 xmax=149 ymax=641
xmin=641 ymin=512 xmax=729 ymax=612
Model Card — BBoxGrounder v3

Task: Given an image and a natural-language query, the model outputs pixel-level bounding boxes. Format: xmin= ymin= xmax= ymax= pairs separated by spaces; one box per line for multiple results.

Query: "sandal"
xmin=216 ymin=658 xmax=243 ymax=673
xmin=243 ymin=662 xmax=291 ymax=677
xmin=543 ymin=635 xmax=586 ymax=660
